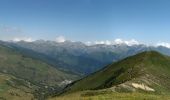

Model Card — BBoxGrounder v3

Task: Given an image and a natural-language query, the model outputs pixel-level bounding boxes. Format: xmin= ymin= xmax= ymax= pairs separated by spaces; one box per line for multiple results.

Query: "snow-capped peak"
xmin=156 ymin=42 xmax=170 ymax=48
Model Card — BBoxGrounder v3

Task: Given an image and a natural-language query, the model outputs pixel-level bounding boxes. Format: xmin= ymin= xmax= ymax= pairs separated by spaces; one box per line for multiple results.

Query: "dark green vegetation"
xmin=62 ymin=51 xmax=170 ymax=95
xmin=0 ymin=44 xmax=78 ymax=100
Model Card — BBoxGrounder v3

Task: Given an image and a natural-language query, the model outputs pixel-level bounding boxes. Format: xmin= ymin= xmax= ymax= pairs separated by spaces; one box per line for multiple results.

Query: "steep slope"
xmin=0 ymin=44 xmax=78 ymax=99
xmin=63 ymin=51 xmax=170 ymax=94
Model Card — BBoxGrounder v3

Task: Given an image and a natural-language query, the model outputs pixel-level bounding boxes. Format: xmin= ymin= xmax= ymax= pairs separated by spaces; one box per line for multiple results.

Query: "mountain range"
xmin=1 ymin=40 xmax=170 ymax=99
xmin=3 ymin=40 xmax=170 ymax=75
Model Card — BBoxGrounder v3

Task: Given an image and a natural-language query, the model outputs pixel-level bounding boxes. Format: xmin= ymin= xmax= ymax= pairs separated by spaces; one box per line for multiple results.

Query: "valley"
xmin=1 ymin=41 xmax=170 ymax=100
xmin=0 ymin=43 xmax=78 ymax=100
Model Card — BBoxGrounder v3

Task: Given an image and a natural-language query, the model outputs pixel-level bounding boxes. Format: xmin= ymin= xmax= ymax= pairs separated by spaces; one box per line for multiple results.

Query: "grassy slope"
xmin=49 ymin=51 xmax=170 ymax=100
xmin=0 ymin=73 xmax=36 ymax=100
xmin=62 ymin=51 xmax=170 ymax=93
xmin=0 ymin=44 xmax=79 ymax=99
xmin=0 ymin=44 xmax=77 ymax=86
xmin=49 ymin=91 xmax=170 ymax=100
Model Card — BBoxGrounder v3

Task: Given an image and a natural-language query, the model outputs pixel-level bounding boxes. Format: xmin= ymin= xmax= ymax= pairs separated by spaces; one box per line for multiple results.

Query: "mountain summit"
xmin=63 ymin=51 xmax=170 ymax=94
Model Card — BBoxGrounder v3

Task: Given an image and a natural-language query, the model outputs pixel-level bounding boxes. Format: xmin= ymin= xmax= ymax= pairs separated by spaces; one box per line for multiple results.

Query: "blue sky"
xmin=0 ymin=0 xmax=170 ymax=44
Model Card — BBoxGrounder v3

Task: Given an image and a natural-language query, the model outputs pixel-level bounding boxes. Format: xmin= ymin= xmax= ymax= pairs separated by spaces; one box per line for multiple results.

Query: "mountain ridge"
xmin=7 ymin=40 xmax=170 ymax=75
xmin=61 ymin=51 xmax=170 ymax=95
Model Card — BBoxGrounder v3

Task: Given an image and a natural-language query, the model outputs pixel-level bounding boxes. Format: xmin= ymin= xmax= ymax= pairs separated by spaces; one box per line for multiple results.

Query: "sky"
xmin=0 ymin=0 xmax=170 ymax=45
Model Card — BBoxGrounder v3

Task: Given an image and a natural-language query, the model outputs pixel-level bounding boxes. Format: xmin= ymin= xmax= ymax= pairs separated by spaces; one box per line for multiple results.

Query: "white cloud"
xmin=85 ymin=41 xmax=92 ymax=46
xmin=88 ymin=39 xmax=139 ymax=46
xmin=114 ymin=39 xmax=124 ymax=44
xmin=156 ymin=42 xmax=170 ymax=48
xmin=55 ymin=36 xmax=66 ymax=43
xmin=12 ymin=37 xmax=34 ymax=42
xmin=95 ymin=41 xmax=105 ymax=45
xmin=105 ymin=40 xmax=112 ymax=45
xmin=94 ymin=40 xmax=112 ymax=45
xmin=114 ymin=39 xmax=139 ymax=46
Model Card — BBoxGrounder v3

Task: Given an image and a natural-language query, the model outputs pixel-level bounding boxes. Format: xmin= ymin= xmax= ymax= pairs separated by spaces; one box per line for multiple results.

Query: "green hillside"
xmin=0 ymin=73 xmax=36 ymax=100
xmin=49 ymin=91 xmax=170 ymax=100
xmin=0 ymin=44 xmax=78 ymax=99
xmin=62 ymin=51 xmax=170 ymax=95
